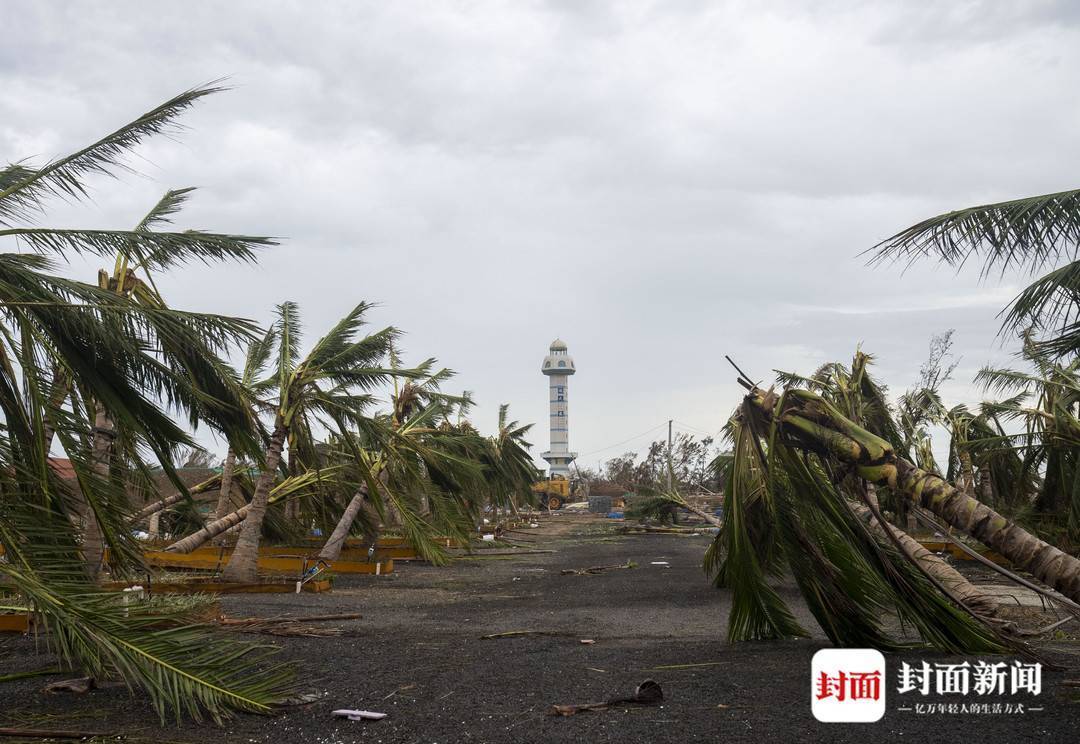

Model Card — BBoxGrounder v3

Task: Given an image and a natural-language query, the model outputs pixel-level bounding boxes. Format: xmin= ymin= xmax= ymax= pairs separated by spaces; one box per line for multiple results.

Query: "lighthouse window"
xmin=544 ymin=361 xmax=550 ymax=368
xmin=558 ymin=411 xmax=564 ymax=416
xmin=558 ymin=361 xmax=566 ymax=368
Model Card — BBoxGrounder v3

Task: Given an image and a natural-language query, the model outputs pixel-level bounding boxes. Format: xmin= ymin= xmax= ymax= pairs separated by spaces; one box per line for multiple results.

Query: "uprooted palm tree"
xmin=0 ymin=84 xmax=294 ymax=720
xmin=727 ymin=376 xmax=1080 ymax=610
xmin=772 ymin=349 xmax=1013 ymax=620
xmin=709 ymin=381 xmax=1042 ymax=653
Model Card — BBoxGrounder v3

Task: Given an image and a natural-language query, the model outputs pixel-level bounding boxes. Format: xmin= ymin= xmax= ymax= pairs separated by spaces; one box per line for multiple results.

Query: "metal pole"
xmin=667 ymin=419 xmax=673 ymax=491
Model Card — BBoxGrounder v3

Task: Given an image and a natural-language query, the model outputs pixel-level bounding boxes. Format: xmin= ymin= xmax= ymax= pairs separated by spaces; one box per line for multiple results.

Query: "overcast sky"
xmin=3 ymin=1 xmax=1079 ymax=468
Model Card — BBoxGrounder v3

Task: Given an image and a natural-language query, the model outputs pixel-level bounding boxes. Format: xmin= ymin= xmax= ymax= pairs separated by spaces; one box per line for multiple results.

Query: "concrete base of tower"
xmin=541 ymin=451 xmax=577 ymax=479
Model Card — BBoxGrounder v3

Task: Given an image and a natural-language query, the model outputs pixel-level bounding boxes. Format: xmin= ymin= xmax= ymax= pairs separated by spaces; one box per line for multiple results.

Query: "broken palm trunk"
xmin=746 ymin=386 xmax=1080 ymax=605
xmin=847 ymin=500 xmax=1000 ymax=617
xmin=712 ymin=383 xmax=1026 ymax=654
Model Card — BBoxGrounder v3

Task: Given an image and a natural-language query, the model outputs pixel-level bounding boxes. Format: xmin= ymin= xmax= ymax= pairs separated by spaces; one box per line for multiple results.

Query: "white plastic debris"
xmin=650 ymin=561 xmax=670 ymax=566
xmin=332 ymin=709 xmax=387 ymax=721
xmin=482 ymin=533 xmax=496 ymax=541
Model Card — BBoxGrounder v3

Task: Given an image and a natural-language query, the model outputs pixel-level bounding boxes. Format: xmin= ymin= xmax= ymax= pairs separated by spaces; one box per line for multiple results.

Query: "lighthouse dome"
xmin=541 ymin=338 xmax=575 ymax=376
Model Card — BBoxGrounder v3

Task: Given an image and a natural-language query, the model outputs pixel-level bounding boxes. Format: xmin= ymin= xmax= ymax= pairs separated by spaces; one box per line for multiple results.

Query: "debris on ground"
xmin=42 ymin=677 xmax=94 ymax=694
xmin=560 ymin=562 xmax=635 ymax=576
xmin=479 ymin=630 xmax=578 ymax=640
xmin=550 ymin=679 xmax=664 ymax=716
xmin=332 ymin=709 xmax=388 ymax=721
xmin=0 ymin=727 xmax=110 ymax=739
xmin=216 ymin=612 xmax=363 ymax=637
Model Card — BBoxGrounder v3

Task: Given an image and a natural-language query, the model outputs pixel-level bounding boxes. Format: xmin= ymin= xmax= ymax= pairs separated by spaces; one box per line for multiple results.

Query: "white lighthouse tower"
xmin=541 ymin=338 xmax=577 ymax=478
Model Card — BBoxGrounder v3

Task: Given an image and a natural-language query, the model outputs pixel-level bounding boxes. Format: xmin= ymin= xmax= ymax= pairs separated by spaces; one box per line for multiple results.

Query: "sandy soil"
xmin=3 ymin=514 xmax=1080 ymax=743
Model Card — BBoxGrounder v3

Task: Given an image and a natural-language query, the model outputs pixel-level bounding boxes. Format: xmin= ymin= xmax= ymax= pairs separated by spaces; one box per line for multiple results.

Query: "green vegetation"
xmin=0 ymin=86 xmax=540 ymax=722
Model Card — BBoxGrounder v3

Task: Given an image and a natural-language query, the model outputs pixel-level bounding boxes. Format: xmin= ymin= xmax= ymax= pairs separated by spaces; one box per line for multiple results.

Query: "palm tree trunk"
xmin=81 ymin=403 xmax=112 ymax=578
xmin=848 ymin=500 xmax=1000 ymax=616
xmin=959 ymin=450 xmax=976 ymax=496
xmin=678 ymin=497 xmax=722 ymax=528
xmin=751 ymin=388 xmax=1080 ymax=604
xmin=892 ymin=458 xmax=1080 ymax=602
xmin=220 ymin=424 xmax=287 ymax=583
xmin=979 ymin=464 xmax=994 ymax=508
xmin=129 ymin=474 xmax=222 ymax=524
xmin=147 ymin=511 xmax=161 ymax=539
xmin=132 ymin=491 xmax=187 ymax=522
xmin=213 ymin=450 xmax=238 ymax=546
xmin=41 ymin=368 xmax=69 ymax=453
xmin=318 ymin=485 xmax=370 ymax=562
xmin=165 ymin=503 xmax=252 ymax=553
xmin=214 ymin=450 xmax=237 ymax=521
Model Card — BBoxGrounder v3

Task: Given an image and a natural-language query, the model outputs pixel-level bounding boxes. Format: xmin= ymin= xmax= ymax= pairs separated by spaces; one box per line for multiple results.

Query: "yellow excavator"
xmin=531 ymin=475 xmax=581 ymax=510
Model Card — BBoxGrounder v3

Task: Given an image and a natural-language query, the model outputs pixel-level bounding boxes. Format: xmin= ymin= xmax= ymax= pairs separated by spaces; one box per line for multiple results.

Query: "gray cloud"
xmin=2 ymin=0 xmax=1077 ymax=464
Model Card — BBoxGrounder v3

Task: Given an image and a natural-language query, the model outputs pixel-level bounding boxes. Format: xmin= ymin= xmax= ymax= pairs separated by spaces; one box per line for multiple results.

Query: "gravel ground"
xmin=3 ymin=515 xmax=1080 ymax=743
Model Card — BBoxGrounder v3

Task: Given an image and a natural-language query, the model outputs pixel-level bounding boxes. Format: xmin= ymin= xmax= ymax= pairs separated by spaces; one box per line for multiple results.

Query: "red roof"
xmin=48 ymin=457 xmax=77 ymax=479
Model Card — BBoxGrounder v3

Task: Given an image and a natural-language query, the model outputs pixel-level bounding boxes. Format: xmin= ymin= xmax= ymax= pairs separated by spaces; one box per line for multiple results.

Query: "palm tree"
xmin=219 ymin=301 xmax=397 ymax=582
xmin=979 ymin=339 xmax=1080 ymax=540
xmin=316 ymin=363 xmax=461 ymax=562
xmin=0 ymin=85 xmax=293 ymax=720
xmin=213 ymin=327 xmax=278 ymax=532
xmin=871 ymin=188 xmax=1080 ymax=357
xmin=772 ymin=349 xmax=1004 ymax=618
xmin=734 ymin=379 xmax=1080 ymax=605
xmin=711 ymin=384 xmax=1010 ymax=652
xmin=483 ymin=404 xmax=541 ymax=512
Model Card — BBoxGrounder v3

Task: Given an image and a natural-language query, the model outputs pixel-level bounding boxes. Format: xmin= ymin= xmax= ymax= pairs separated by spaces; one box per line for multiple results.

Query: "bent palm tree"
xmin=0 ymin=84 xmax=293 ymax=720
xmin=219 ymin=301 xmax=397 ymax=582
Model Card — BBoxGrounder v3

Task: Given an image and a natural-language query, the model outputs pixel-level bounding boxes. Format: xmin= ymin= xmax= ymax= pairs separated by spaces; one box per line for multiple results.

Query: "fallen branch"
xmin=0 ymin=728 xmax=110 ymax=739
xmin=480 ymin=630 xmax=578 ymax=640
xmin=550 ymin=679 xmax=663 ymax=716
xmin=560 ymin=562 xmax=636 ymax=576
xmin=216 ymin=612 xmax=363 ymax=637
xmin=219 ymin=612 xmax=363 ymax=625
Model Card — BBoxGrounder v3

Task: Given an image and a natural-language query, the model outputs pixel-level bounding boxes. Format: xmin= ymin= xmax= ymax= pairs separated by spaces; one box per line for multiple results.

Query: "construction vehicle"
xmin=531 ymin=475 xmax=582 ymax=510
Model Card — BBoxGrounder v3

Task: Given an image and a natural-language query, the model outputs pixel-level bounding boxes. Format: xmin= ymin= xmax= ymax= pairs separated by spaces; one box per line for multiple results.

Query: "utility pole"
xmin=667 ymin=419 xmax=673 ymax=492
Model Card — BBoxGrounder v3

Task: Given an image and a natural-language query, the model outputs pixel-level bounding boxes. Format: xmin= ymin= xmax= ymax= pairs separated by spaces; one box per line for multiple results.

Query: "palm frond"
xmin=0 ymin=83 xmax=225 ymax=223
xmin=869 ymin=187 xmax=1080 ymax=278
xmin=1 ymin=227 xmax=273 ymax=268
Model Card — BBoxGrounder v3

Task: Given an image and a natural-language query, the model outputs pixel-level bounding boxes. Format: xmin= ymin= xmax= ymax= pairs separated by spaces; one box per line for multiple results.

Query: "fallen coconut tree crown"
xmin=708 ymin=378 xmax=1080 ymax=654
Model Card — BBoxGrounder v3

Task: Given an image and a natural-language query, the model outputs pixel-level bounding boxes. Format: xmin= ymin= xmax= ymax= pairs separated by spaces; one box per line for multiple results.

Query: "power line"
xmin=672 ymin=420 xmax=718 ymax=437
xmin=576 ymin=422 xmax=669 ymax=457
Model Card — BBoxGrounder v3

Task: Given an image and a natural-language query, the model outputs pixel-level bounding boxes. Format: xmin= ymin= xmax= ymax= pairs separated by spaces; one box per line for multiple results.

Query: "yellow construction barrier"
xmin=142 ymin=549 xmax=393 ymax=575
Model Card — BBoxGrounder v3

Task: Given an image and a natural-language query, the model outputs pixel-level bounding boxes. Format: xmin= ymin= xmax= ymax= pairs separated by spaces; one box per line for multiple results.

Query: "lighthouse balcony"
xmin=541 ymin=451 xmax=578 ymax=462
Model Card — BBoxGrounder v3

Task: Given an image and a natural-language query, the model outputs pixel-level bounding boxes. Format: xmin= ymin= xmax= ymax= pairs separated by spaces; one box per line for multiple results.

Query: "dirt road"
xmin=3 ymin=515 xmax=1079 ymax=742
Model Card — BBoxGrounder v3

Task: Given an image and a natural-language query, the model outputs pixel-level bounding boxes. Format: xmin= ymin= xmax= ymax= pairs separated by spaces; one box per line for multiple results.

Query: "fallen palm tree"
xmin=846 ymin=500 xmax=1000 ymax=618
xmin=742 ymin=384 xmax=1080 ymax=604
xmin=707 ymin=373 xmax=1069 ymax=654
